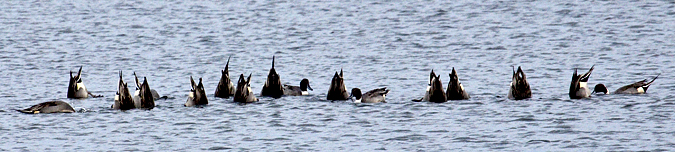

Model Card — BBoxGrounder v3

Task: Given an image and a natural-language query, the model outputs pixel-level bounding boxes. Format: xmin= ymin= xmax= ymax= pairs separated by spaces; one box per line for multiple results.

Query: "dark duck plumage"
xmin=132 ymin=73 xmax=155 ymax=109
xmin=215 ymin=56 xmax=235 ymax=98
xmin=67 ymin=66 xmax=102 ymax=99
xmin=594 ymin=74 xmax=659 ymax=94
xmin=446 ymin=68 xmax=470 ymax=100
xmin=508 ymin=66 xmax=532 ymax=100
xmin=113 ymin=71 xmax=135 ymax=110
xmin=350 ymin=88 xmax=389 ymax=103
xmin=283 ymin=78 xmax=313 ymax=96
xmin=326 ymin=69 xmax=349 ymax=100
xmin=18 ymin=101 xmax=75 ymax=114
xmin=260 ymin=56 xmax=284 ymax=98
xmin=569 ymin=65 xmax=594 ymax=99
xmin=413 ymin=70 xmax=447 ymax=103
xmin=185 ymin=76 xmax=208 ymax=106
xmin=234 ymin=74 xmax=258 ymax=103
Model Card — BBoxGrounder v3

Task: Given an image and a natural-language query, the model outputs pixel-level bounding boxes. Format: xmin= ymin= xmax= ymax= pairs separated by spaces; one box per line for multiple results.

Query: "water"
xmin=2 ymin=0 xmax=675 ymax=151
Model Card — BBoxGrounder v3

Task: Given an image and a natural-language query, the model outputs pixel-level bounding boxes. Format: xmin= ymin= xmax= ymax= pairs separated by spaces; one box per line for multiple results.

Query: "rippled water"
xmin=2 ymin=0 xmax=675 ymax=151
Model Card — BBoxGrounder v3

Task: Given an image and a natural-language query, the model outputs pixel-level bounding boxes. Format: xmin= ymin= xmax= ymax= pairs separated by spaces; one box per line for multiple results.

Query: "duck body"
xmin=351 ymin=88 xmax=389 ymax=103
xmin=234 ymin=74 xmax=258 ymax=103
xmin=261 ymin=56 xmax=284 ymax=98
xmin=284 ymin=79 xmax=313 ymax=96
xmin=18 ymin=101 xmax=75 ymax=114
xmin=446 ymin=68 xmax=470 ymax=100
xmin=508 ymin=66 xmax=532 ymax=100
xmin=215 ymin=56 xmax=236 ymax=98
xmin=327 ymin=69 xmax=349 ymax=100
xmin=569 ymin=66 xmax=594 ymax=99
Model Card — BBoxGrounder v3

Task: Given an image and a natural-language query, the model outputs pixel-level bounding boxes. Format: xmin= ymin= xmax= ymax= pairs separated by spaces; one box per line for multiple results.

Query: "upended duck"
xmin=508 ymin=66 xmax=531 ymax=100
xmin=326 ymin=69 xmax=349 ymax=100
xmin=131 ymin=72 xmax=156 ymax=109
xmin=260 ymin=56 xmax=284 ymax=98
xmin=284 ymin=78 xmax=313 ymax=96
xmin=185 ymin=76 xmax=208 ymax=106
xmin=234 ymin=74 xmax=258 ymax=103
xmin=569 ymin=65 xmax=594 ymax=99
xmin=446 ymin=68 xmax=470 ymax=100
xmin=67 ymin=66 xmax=102 ymax=99
xmin=113 ymin=71 xmax=135 ymax=110
xmin=593 ymin=74 xmax=659 ymax=94
xmin=350 ymin=88 xmax=389 ymax=103
xmin=215 ymin=56 xmax=235 ymax=98
xmin=18 ymin=101 xmax=75 ymax=114
xmin=413 ymin=70 xmax=447 ymax=103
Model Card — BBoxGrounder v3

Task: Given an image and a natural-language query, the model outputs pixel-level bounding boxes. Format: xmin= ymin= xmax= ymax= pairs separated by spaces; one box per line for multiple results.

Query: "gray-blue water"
xmin=2 ymin=0 xmax=675 ymax=151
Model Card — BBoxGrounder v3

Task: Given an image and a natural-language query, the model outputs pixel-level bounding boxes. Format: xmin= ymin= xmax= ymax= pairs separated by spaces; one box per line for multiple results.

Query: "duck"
xmin=283 ymin=78 xmax=313 ymax=96
xmin=234 ymin=74 xmax=258 ymax=103
xmin=132 ymin=72 xmax=155 ymax=109
xmin=326 ymin=69 xmax=349 ymax=100
xmin=593 ymin=74 xmax=659 ymax=94
xmin=260 ymin=56 xmax=284 ymax=98
xmin=185 ymin=76 xmax=208 ymax=106
xmin=413 ymin=70 xmax=447 ymax=103
xmin=215 ymin=56 xmax=235 ymax=98
xmin=446 ymin=68 xmax=470 ymax=100
xmin=569 ymin=65 xmax=594 ymax=99
xmin=112 ymin=71 xmax=135 ymax=110
xmin=67 ymin=66 xmax=102 ymax=99
xmin=508 ymin=66 xmax=532 ymax=100
xmin=17 ymin=101 xmax=75 ymax=114
xmin=350 ymin=88 xmax=389 ymax=103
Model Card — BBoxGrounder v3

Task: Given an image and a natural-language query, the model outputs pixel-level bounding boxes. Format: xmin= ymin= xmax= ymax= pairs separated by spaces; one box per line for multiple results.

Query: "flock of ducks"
xmin=17 ymin=60 xmax=659 ymax=114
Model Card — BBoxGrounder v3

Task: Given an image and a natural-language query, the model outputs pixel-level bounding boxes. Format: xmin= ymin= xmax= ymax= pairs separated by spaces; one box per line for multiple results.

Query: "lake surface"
xmin=2 ymin=0 xmax=675 ymax=151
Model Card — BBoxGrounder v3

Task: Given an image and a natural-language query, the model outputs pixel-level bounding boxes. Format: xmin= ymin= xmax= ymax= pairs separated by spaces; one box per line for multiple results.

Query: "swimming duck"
xmin=234 ymin=74 xmax=258 ymax=103
xmin=326 ymin=69 xmax=349 ymax=100
xmin=593 ymin=74 xmax=659 ymax=94
xmin=569 ymin=65 xmax=594 ymax=99
xmin=113 ymin=71 xmax=135 ymax=110
xmin=446 ymin=68 xmax=470 ymax=100
xmin=508 ymin=66 xmax=532 ymax=100
xmin=215 ymin=56 xmax=235 ymax=98
xmin=413 ymin=70 xmax=447 ymax=103
xmin=185 ymin=76 xmax=208 ymax=106
xmin=17 ymin=101 xmax=75 ymax=114
xmin=260 ymin=56 xmax=284 ymax=98
xmin=283 ymin=78 xmax=313 ymax=96
xmin=132 ymin=72 xmax=155 ymax=109
xmin=350 ymin=88 xmax=389 ymax=103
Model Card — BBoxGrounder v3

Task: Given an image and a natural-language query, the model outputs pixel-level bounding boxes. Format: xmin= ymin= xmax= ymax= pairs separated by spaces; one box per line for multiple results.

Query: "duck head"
xmin=300 ymin=78 xmax=313 ymax=91
xmin=593 ymin=84 xmax=608 ymax=94
xmin=349 ymin=88 xmax=363 ymax=103
xmin=215 ymin=56 xmax=235 ymax=98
